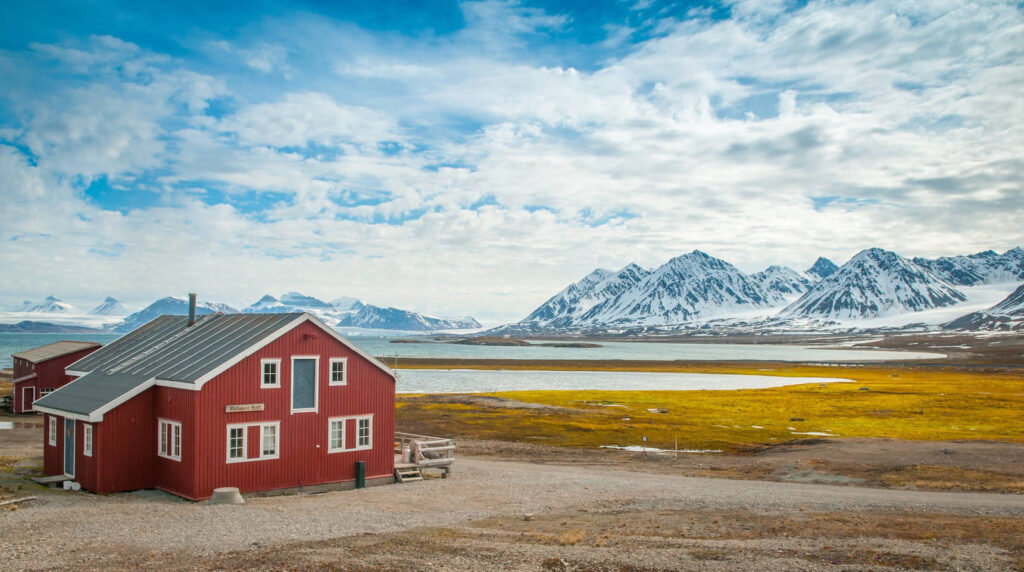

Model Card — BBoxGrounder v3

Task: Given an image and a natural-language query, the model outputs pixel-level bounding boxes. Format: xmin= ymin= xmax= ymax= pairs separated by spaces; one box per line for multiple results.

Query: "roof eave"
xmin=33 ymin=376 xmax=157 ymax=423
xmin=186 ymin=312 xmax=395 ymax=390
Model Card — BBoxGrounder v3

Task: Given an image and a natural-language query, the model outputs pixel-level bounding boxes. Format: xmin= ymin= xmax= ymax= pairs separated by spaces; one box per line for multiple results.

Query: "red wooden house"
xmin=11 ymin=341 xmax=102 ymax=414
xmin=33 ymin=304 xmax=396 ymax=500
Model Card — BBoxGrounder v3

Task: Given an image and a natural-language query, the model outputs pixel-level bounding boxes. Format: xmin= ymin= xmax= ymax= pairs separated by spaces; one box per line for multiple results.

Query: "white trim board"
xmin=21 ymin=386 xmax=35 ymax=412
xmin=33 ymin=378 xmax=157 ymax=423
xmin=12 ymin=373 xmax=37 ymax=385
xmin=189 ymin=313 xmax=396 ymax=391
xmin=37 ymin=313 xmax=397 ymax=420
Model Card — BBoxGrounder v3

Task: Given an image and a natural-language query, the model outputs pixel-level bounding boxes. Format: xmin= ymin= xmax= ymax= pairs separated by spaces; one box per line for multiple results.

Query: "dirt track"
xmin=2 ymin=456 xmax=1023 ymax=570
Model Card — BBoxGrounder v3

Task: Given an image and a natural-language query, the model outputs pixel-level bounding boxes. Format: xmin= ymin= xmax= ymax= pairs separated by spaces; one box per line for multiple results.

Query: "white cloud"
xmin=219 ymin=91 xmax=401 ymax=149
xmin=1 ymin=1 xmax=1022 ymax=321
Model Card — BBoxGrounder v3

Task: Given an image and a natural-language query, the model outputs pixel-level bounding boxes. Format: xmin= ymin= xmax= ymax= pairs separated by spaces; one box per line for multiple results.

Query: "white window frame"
xmin=328 ymin=358 xmax=348 ymax=386
xmin=48 ymin=416 xmax=56 ymax=446
xmin=260 ymin=423 xmax=279 ymax=460
xmin=327 ymin=414 xmax=373 ymax=453
xmin=158 ymin=419 xmax=182 ymax=462
xmin=39 ymin=388 xmax=53 ymax=398
xmin=327 ymin=418 xmax=346 ymax=453
xmin=83 ymin=424 xmax=93 ymax=457
xmin=226 ymin=425 xmax=247 ymax=463
xmin=290 ymin=355 xmax=320 ymax=414
xmin=356 ymin=416 xmax=372 ymax=450
xmin=260 ymin=358 xmax=281 ymax=389
xmin=226 ymin=422 xmax=280 ymax=463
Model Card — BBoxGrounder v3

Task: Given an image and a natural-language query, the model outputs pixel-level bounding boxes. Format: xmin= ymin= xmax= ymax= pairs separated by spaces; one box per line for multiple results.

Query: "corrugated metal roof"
xmin=33 ymin=372 xmax=150 ymax=416
xmin=12 ymin=341 xmax=102 ymax=364
xmin=69 ymin=313 xmax=304 ymax=383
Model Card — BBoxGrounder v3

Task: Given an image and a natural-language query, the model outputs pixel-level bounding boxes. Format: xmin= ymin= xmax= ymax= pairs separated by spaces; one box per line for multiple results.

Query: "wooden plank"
xmin=416 ymin=458 xmax=455 ymax=467
xmin=420 ymin=445 xmax=456 ymax=453
xmin=0 ymin=496 xmax=37 ymax=506
xmin=31 ymin=475 xmax=70 ymax=484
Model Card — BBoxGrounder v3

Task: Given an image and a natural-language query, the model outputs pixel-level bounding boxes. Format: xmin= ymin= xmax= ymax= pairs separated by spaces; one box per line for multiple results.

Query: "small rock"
xmin=860 ymin=387 xmax=870 ymax=391
xmin=524 ymin=513 xmax=534 ymax=521
xmin=789 ymin=417 xmax=804 ymax=422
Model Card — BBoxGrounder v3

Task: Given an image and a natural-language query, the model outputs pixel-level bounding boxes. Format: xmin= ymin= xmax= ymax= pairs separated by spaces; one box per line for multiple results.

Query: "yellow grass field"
xmin=396 ymin=364 xmax=1024 ymax=452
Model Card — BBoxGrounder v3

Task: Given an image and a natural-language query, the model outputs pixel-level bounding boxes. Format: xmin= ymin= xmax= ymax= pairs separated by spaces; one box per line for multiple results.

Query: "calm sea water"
xmin=357 ymin=337 xmax=944 ymax=363
xmin=0 ymin=332 xmax=943 ymax=370
xmin=1 ymin=332 xmax=934 ymax=393
xmin=395 ymin=369 xmax=850 ymax=393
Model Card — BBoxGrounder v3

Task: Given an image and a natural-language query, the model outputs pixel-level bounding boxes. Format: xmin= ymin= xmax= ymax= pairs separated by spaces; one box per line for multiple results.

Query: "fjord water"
xmin=349 ymin=336 xmax=944 ymax=363
xmin=395 ymin=369 xmax=851 ymax=393
xmin=0 ymin=333 xmax=943 ymax=370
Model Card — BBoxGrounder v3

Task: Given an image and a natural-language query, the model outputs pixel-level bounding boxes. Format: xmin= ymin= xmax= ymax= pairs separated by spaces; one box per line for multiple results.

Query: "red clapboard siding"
xmin=41 ymin=317 xmax=395 ymax=499
xmin=150 ymin=386 xmax=197 ymax=497
xmin=94 ymin=389 xmax=156 ymax=493
xmin=184 ymin=320 xmax=395 ymax=499
xmin=12 ymin=346 xmax=99 ymax=413
xmin=74 ymin=420 xmax=98 ymax=492
xmin=42 ymin=414 xmax=62 ymax=477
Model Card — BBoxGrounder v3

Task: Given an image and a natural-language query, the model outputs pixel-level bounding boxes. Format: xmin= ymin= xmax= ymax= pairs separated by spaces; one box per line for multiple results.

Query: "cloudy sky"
xmin=1 ymin=0 xmax=1021 ymax=323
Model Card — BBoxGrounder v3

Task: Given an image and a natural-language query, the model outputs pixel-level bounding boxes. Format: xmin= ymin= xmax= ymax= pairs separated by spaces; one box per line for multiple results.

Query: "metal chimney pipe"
xmin=187 ymin=293 xmax=197 ymax=327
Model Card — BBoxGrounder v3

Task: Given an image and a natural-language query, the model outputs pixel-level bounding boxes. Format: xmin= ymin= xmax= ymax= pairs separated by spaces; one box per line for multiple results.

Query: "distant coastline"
xmin=391 ymin=336 xmax=602 ymax=348
xmin=0 ymin=321 xmax=106 ymax=333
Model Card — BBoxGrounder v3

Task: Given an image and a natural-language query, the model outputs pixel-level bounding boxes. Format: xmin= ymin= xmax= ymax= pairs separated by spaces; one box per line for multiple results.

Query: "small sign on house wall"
xmin=225 ymin=403 xmax=265 ymax=413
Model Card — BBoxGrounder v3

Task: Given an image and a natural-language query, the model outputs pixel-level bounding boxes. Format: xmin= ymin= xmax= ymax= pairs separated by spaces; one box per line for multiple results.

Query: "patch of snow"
xmin=600 ymin=445 xmax=723 ymax=454
xmin=830 ymin=283 xmax=1017 ymax=328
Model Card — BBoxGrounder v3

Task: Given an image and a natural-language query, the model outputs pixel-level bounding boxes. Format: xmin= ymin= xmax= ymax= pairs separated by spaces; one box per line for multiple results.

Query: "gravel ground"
xmin=3 ymin=457 xmax=1023 ymax=570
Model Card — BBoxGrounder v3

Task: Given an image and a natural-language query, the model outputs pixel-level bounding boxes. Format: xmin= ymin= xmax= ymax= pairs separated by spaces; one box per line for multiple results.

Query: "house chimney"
xmin=187 ymin=293 xmax=197 ymax=327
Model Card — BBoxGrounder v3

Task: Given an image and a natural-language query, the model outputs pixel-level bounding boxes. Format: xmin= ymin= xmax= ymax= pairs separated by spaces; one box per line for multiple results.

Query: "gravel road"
xmin=3 ymin=457 xmax=1023 ymax=570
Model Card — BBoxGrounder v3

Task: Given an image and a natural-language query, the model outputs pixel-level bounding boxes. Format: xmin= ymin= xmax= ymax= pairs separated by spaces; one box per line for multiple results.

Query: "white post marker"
xmin=642 ymin=435 xmax=647 ymax=457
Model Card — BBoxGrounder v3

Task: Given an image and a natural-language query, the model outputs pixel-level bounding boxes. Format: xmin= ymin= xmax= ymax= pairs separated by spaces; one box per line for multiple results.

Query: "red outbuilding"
xmin=33 ymin=303 xmax=396 ymax=500
xmin=11 ymin=341 xmax=102 ymax=414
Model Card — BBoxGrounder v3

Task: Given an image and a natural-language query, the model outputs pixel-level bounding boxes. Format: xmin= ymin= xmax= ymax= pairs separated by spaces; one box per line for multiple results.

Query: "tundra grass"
xmin=395 ymin=364 xmax=1024 ymax=452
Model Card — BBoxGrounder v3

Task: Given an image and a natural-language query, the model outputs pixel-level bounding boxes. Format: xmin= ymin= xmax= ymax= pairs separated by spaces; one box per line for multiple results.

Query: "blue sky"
xmin=1 ymin=0 xmax=1022 ymax=322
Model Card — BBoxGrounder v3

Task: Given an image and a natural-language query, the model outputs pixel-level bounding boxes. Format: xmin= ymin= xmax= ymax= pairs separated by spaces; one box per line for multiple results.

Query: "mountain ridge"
xmin=782 ymin=248 xmax=967 ymax=320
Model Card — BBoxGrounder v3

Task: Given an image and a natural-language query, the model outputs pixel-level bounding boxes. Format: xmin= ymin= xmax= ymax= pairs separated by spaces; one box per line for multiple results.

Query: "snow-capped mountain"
xmin=575 ymin=251 xmax=785 ymax=327
xmin=944 ymin=283 xmax=1024 ymax=331
xmin=109 ymin=292 xmax=477 ymax=333
xmin=330 ymin=297 xmax=362 ymax=311
xmin=783 ymin=248 xmax=967 ymax=320
xmin=279 ymin=291 xmax=333 ymax=309
xmin=89 ymin=297 xmax=128 ymax=316
xmin=805 ymin=257 xmax=839 ymax=281
xmin=913 ymin=248 xmax=1024 ymax=286
xmin=751 ymin=266 xmax=813 ymax=297
xmin=520 ymin=264 xmax=651 ymax=328
xmin=336 ymin=304 xmax=481 ymax=331
xmin=113 ymin=297 xmax=239 ymax=333
xmin=243 ymin=293 xmax=365 ymax=324
xmin=989 ymin=282 xmax=1024 ymax=315
xmin=25 ymin=296 xmax=81 ymax=314
xmin=245 ymin=294 xmax=290 ymax=313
